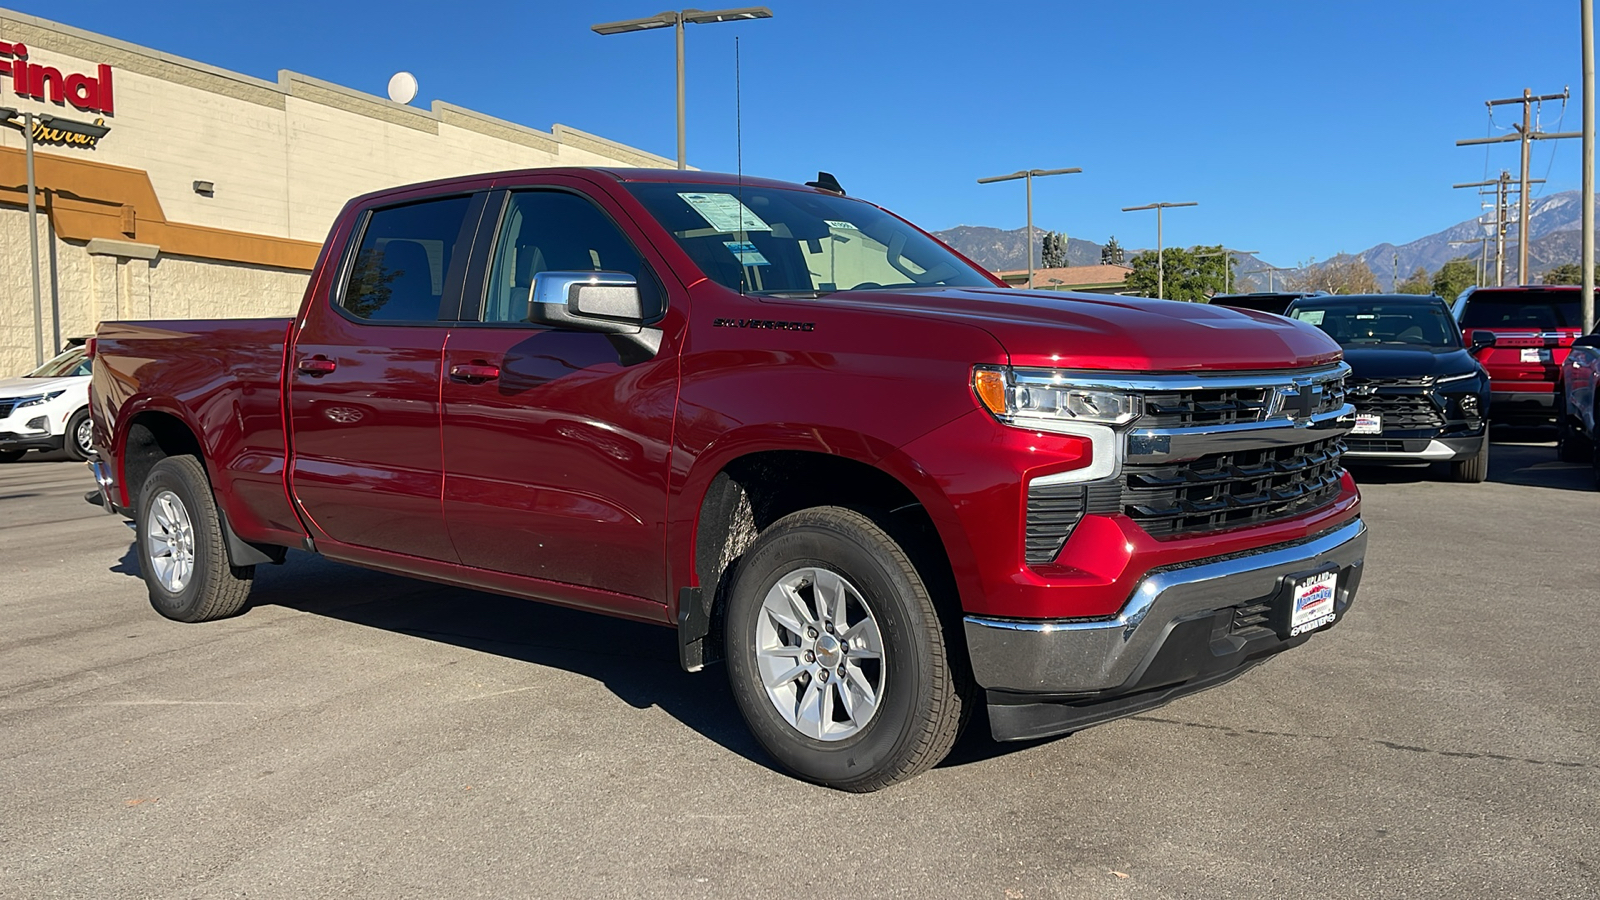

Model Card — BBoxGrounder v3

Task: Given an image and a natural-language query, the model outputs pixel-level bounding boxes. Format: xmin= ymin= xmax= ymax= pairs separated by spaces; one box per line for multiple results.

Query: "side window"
xmin=482 ymin=190 xmax=663 ymax=324
xmin=341 ymin=195 xmax=474 ymax=322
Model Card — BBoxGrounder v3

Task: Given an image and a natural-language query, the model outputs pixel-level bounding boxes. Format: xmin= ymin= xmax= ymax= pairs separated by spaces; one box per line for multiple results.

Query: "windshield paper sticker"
xmin=679 ymin=192 xmax=771 ymax=233
xmin=1295 ymin=310 xmax=1325 ymax=325
xmin=724 ymin=241 xmax=770 ymax=266
xmin=825 ymin=219 xmax=859 ymax=231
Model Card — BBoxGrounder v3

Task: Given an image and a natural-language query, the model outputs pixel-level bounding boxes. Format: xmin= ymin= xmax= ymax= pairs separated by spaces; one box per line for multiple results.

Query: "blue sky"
xmin=13 ymin=0 xmax=1595 ymax=266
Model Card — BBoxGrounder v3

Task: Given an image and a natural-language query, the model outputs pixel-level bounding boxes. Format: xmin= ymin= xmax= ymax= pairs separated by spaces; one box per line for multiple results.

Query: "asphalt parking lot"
xmin=1 ymin=438 xmax=1595 ymax=900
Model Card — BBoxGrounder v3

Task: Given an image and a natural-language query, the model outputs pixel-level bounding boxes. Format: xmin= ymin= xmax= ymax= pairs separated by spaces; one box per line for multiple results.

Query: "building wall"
xmin=0 ymin=8 xmax=674 ymax=373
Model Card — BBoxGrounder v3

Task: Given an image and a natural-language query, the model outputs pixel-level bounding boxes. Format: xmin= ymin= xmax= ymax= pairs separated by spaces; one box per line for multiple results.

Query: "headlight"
xmin=13 ymin=390 xmax=65 ymax=409
xmin=973 ymin=366 xmax=1142 ymax=430
xmin=1434 ymin=371 xmax=1480 ymax=385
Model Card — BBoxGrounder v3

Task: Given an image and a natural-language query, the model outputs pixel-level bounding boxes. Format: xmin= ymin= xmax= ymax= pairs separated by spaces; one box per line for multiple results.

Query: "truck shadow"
xmin=109 ymin=545 xmax=1058 ymax=775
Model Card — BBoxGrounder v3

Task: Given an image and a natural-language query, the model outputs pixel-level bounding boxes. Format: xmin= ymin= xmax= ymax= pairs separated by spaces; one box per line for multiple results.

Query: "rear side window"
xmin=341 ymin=195 xmax=474 ymax=322
xmin=1460 ymin=292 xmax=1581 ymax=329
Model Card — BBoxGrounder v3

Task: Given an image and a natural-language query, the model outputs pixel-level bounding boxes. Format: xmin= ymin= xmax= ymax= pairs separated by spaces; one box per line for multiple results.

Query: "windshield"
xmin=623 ymin=183 xmax=995 ymax=295
xmin=1460 ymin=290 xmax=1581 ymax=330
xmin=26 ymin=347 xmax=90 ymax=378
xmin=1289 ymin=302 xmax=1461 ymax=349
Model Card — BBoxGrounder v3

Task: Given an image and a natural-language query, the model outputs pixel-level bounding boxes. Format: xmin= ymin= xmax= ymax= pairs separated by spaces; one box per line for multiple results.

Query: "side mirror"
xmin=1469 ymin=331 xmax=1495 ymax=353
xmin=528 ymin=271 xmax=662 ymax=364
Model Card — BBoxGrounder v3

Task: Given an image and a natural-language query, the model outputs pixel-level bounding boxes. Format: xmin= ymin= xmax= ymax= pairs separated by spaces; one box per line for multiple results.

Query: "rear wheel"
xmin=136 ymin=455 xmax=254 ymax=622
xmin=64 ymin=408 xmax=93 ymax=462
xmin=724 ymin=507 xmax=969 ymax=792
xmin=1556 ymin=406 xmax=1592 ymax=464
xmin=1450 ymin=437 xmax=1490 ymax=483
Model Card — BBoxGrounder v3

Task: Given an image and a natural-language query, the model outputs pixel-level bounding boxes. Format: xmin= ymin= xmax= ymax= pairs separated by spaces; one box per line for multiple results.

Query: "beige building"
xmin=0 ymin=8 xmax=674 ymax=374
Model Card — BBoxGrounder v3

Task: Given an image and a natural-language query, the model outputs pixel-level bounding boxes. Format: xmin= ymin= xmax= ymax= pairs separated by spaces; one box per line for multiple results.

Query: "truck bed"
xmin=91 ymin=317 xmax=305 ymax=549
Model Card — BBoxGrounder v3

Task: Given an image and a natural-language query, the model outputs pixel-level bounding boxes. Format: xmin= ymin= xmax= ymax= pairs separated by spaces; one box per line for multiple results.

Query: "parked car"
xmin=1452 ymin=285 xmax=1584 ymax=424
xmin=0 ymin=342 xmax=94 ymax=463
xmin=1558 ymin=329 xmax=1600 ymax=483
xmin=1285 ymin=293 xmax=1491 ymax=482
xmin=1212 ymin=291 xmax=1326 ymax=316
xmin=89 ymin=167 xmax=1367 ymax=791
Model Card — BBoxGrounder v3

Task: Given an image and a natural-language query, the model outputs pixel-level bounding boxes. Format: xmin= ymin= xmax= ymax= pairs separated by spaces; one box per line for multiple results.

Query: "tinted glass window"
xmin=341 ymin=195 xmax=473 ymax=322
xmin=482 ymin=191 xmax=661 ymax=324
xmin=1289 ymin=302 xmax=1460 ymax=349
xmin=27 ymin=347 xmax=90 ymax=377
xmin=623 ymin=182 xmax=993 ymax=296
xmin=1460 ymin=291 xmax=1581 ymax=329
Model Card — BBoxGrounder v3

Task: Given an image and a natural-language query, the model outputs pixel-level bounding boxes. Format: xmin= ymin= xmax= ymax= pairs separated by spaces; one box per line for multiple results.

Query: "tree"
xmin=1286 ymin=254 xmax=1381 ymax=294
xmin=1542 ymin=262 xmax=1600 ymax=285
xmin=1123 ymin=244 xmax=1229 ymax=302
xmin=1101 ymin=235 xmax=1125 ymax=266
xmin=1430 ymin=257 xmax=1478 ymax=302
xmin=1040 ymin=231 xmax=1069 ymax=268
xmin=1395 ymin=266 xmax=1432 ymax=294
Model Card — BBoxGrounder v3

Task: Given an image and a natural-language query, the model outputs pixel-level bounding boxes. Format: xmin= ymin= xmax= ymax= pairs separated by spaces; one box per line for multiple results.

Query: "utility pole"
xmin=1454 ymin=172 xmax=1542 ymax=286
xmin=1121 ymin=201 xmax=1199 ymax=300
xmin=978 ymin=167 xmax=1083 ymax=289
xmin=1583 ymin=0 xmax=1595 ymax=331
xmin=1457 ymin=89 xmax=1578 ymax=283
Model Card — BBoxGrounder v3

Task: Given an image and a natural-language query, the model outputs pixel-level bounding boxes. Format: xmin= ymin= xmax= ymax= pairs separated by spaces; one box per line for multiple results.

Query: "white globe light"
xmin=387 ymin=71 xmax=418 ymax=105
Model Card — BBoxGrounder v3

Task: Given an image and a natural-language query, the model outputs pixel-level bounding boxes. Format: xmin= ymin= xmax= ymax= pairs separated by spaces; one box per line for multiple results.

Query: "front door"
xmin=440 ymin=187 xmax=683 ymax=602
xmin=289 ymin=192 xmax=482 ymax=560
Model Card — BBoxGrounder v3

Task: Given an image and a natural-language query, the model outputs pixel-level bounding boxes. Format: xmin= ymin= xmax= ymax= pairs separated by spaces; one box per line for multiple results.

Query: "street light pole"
xmin=1121 ymin=201 xmax=1198 ymax=300
xmin=977 ymin=167 xmax=1082 ymax=289
xmin=592 ymin=7 xmax=774 ymax=170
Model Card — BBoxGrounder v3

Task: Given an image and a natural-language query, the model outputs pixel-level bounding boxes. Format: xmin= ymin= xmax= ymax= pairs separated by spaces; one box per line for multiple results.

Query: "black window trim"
xmin=328 ymin=190 xmax=488 ymax=327
xmin=455 ymin=185 xmax=669 ymax=329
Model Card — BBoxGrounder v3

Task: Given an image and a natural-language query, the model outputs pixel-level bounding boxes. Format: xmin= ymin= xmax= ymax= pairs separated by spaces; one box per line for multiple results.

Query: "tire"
xmin=63 ymin=408 xmax=93 ymax=462
xmin=1556 ymin=409 xmax=1592 ymax=464
xmin=1450 ymin=437 xmax=1490 ymax=483
xmin=0 ymin=449 xmax=24 ymax=463
xmin=135 ymin=455 xmax=254 ymax=622
xmin=724 ymin=506 xmax=970 ymax=792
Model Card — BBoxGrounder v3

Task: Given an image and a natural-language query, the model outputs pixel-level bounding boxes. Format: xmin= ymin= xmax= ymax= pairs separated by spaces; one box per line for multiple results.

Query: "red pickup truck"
xmin=88 ymin=168 xmax=1367 ymax=791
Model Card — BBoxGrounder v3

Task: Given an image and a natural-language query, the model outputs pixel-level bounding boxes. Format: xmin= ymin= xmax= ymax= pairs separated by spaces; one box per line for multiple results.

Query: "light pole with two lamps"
xmin=591 ymin=7 xmax=773 ymax=170
xmin=976 ymin=167 xmax=1082 ymax=290
xmin=1121 ymin=201 xmax=1198 ymax=300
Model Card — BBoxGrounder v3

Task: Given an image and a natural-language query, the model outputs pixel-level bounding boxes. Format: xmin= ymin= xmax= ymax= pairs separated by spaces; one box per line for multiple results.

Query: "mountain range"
xmin=933 ymin=189 xmax=1600 ymax=291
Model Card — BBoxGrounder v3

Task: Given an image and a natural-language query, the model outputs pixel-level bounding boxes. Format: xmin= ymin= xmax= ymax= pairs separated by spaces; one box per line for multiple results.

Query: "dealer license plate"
xmin=1520 ymin=347 xmax=1551 ymax=363
xmin=1289 ymin=571 xmax=1338 ymax=636
xmin=1352 ymin=414 xmax=1381 ymax=435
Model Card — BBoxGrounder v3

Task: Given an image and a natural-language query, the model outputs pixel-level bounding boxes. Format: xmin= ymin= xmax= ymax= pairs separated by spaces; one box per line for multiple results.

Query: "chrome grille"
xmin=1136 ymin=367 xmax=1347 ymax=429
xmin=1121 ymin=436 xmax=1346 ymax=539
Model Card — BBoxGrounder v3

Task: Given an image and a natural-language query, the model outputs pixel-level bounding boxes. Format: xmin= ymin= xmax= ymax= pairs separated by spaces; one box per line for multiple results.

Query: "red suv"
xmin=1452 ymin=285 xmax=1585 ymax=424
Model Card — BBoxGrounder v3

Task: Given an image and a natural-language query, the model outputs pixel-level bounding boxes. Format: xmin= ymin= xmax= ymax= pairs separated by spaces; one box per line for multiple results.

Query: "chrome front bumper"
xmin=963 ymin=518 xmax=1367 ymax=695
xmin=88 ymin=457 xmax=117 ymax=514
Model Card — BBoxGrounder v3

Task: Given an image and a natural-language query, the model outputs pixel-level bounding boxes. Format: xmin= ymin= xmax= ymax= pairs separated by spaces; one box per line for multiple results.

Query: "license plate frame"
xmin=1276 ymin=568 xmax=1339 ymax=638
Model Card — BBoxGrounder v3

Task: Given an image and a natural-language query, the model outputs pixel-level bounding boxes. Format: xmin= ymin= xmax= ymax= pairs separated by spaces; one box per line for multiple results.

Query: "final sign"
xmin=0 ymin=42 xmax=115 ymax=115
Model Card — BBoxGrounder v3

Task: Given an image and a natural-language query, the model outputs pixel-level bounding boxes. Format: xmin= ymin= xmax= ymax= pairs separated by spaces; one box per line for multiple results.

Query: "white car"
xmin=0 ymin=345 xmax=93 ymax=462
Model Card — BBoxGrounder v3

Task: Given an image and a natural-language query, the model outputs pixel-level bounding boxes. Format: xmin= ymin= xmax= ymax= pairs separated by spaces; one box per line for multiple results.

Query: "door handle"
xmin=449 ymin=363 xmax=501 ymax=383
xmin=297 ymin=356 xmax=337 ymax=376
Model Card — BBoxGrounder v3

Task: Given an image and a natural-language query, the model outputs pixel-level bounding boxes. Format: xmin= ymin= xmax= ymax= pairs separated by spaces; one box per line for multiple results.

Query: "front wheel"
xmin=1556 ymin=410 xmax=1592 ymax=464
xmin=136 ymin=455 xmax=254 ymax=622
xmin=64 ymin=408 xmax=93 ymax=462
xmin=1450 ymin=437 xmax=1490 ymax=483
xmin=724 ymin=507 xmax=969 ymax=792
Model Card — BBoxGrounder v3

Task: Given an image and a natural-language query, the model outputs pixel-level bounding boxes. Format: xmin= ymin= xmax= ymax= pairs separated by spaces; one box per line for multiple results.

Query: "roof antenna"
xmin=806 ymin=172 xmax=845 ymax=195
xmin=736 ymin=34 xmax=747 ymax=297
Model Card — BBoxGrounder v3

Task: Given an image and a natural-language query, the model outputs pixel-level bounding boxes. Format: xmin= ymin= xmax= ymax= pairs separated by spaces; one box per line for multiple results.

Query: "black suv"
xmin=1284 ymin=293 xmax=1492 ymax=482
xmin=1212 ymin=291 xmax=1327 ymax=316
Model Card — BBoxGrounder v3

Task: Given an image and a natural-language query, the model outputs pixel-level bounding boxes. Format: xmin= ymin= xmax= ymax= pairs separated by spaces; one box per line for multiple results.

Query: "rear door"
xmin=438 ymin=181 xmax=684 ymax=603
xmin=288 ymin=191 xmax=488 ymax=560
xmin=1459 ymin=289 xmax=1583 ymax=395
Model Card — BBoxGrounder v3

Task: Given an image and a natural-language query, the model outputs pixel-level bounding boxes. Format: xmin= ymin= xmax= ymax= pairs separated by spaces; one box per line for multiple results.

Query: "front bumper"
xmin=964 ymin=517 xmax=1367 ymax=741
xmin=1343 ymin=431 xmax=1485 ymax=463
xmin=0 ymin=431 xmax=64 ymax=452
xmin=88 ymin=458 xmax=119 ymax=514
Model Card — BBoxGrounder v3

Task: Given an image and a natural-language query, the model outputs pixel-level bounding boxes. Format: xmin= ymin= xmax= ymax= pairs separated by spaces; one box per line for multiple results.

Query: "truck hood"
xmin=820 ymin=287 xmax=1343 ymax=372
